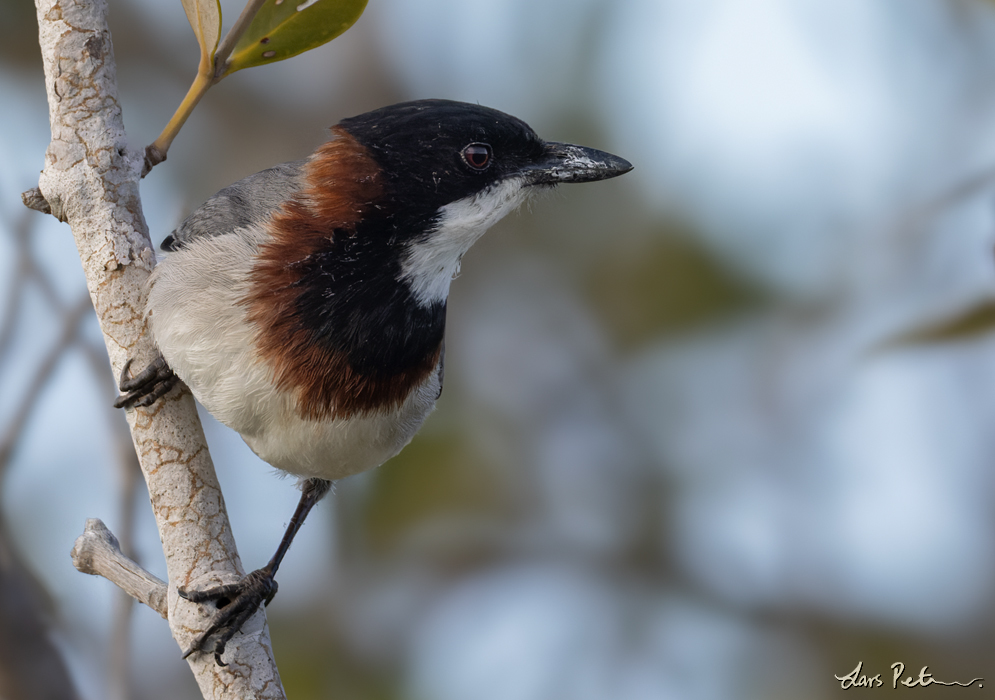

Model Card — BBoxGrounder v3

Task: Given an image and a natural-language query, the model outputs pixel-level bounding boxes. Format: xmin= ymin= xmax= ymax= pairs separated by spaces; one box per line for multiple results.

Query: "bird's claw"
xmin=114 ymin=354 xmax=178 ymax=408
xmin=178 ymin=568 xmax=279 ymax=666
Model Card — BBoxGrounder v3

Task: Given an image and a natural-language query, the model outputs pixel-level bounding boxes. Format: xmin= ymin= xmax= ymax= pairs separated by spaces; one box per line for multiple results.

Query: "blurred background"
xmin=4 ymin=0 xmax=995 ymax=697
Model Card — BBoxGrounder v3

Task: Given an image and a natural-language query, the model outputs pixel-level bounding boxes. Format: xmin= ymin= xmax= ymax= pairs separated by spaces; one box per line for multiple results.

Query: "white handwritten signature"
xmin=835 ymin=661 xmax=982 ymax=689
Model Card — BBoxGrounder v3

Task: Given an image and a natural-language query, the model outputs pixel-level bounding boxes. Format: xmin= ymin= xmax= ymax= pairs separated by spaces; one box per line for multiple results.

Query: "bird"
xmin=115 ymin=98 xmax=632 ymax=665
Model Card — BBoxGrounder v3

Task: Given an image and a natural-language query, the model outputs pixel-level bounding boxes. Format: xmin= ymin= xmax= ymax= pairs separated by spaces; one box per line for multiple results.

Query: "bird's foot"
xmin=113 ymin=354 xmax=178 ymax=408
xmin=178 ymin=568 xmax=278 ymax=666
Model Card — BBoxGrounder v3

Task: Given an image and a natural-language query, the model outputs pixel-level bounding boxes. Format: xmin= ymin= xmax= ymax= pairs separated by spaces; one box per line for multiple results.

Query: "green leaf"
xmin=181 ymin=0 xmax=222 ymax=72
xmin=223 ymin=0 xmax=368 ymax=75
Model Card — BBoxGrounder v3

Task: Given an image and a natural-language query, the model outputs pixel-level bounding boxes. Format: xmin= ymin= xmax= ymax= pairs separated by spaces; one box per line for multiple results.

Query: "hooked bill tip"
xmin=527 ymin=142 xmax=633 ymax=184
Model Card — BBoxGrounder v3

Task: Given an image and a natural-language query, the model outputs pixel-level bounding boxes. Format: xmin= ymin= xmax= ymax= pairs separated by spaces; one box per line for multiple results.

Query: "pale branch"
xmin=20 ymin=187 xmax=51 ymax=215
xmin=30 ymin=0 xmax=285 ymax=696
xmin=71 ymin=519 xmax=168 ymax=618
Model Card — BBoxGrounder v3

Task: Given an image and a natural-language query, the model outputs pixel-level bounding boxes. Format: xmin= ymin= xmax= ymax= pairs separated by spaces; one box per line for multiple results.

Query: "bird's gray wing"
xmin=161 ymin=159 xmax=309 ymax=251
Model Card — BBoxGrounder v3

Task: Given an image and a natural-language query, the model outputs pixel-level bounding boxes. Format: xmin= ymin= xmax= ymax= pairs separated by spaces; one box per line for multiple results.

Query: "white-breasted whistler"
xmin=116 ymin=99 xmax=632 ymax=665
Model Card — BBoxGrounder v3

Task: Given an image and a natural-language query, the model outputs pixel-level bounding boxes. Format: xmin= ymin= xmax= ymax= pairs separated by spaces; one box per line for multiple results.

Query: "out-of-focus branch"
xmin=107 ymin=436 xmax=141 ymax=700
xmin=0 ymin=223 xmax=85 ymax=700
xmin=0 ymin=524 xmax=81 ymax=700
xmin=0 ymin=295 xmax=90 ymax=472
xmin=106 ymin=399 xmax=142 ymax=700
xmin=29 ymin=0 xmax=285 ymax=696
xmin=894 ymin=163 xmax=995 ymax=244
xmin=0 ymin=220 xmax=29 ymax=368
xmin=71 ymin=519 xmax=167 ymax=618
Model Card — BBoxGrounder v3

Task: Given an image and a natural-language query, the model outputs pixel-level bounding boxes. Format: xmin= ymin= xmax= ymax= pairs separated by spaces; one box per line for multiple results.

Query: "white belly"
xmin=239 ymin=374 xmax=439 ymax=479
xmin=146 ymin=228 xmax=439 ymax=480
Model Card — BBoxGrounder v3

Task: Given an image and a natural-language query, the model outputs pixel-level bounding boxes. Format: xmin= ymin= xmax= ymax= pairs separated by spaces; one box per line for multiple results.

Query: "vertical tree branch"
xmin=30 ymin=0 xmax=285 ymax=696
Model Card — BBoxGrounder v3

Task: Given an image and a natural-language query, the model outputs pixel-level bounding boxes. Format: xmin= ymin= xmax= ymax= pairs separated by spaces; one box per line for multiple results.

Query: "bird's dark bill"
xmin=525 ymin=142 xmax=633 ymax=185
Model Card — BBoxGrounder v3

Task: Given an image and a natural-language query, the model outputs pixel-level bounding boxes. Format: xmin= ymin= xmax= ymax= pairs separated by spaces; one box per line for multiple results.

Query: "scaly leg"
xmin=178 ymin=478 xmax=333 ymax=666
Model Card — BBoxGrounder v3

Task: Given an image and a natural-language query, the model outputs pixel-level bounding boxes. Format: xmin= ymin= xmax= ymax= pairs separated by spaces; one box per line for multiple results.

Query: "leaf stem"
xmin=214 ymin=0 xmax=268 ymax=77
xmin=144 ymin=0 xmax=268 ymax=175
xmin=144 ymin=69 xmax=214 ymax=175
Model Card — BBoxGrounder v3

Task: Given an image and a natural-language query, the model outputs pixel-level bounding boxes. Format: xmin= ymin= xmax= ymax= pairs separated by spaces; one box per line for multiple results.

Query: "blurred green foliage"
xmin=586 ymin=224 xmax=765 ymax=348
xmin=271 ymin=612 xmax=402 ymax=700
xmin=361 ymin=433 xmax=505 ymax=555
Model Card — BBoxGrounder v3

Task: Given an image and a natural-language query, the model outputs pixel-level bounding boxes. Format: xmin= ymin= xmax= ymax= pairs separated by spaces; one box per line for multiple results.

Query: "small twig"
xmin=71 ymin=519 xmax=168 ymax=618
xmin=21 ymin=187 xmax=52 ymax=215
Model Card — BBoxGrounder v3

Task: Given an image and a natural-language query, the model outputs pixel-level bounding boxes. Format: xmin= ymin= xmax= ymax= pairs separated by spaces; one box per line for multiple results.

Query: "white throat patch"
xmin=401 ymin=177 xmax=531 ymax=306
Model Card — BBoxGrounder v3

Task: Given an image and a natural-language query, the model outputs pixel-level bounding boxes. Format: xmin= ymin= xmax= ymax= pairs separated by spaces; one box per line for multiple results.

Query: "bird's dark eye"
xmin=462 ymin=143 xmax=492 ymax=171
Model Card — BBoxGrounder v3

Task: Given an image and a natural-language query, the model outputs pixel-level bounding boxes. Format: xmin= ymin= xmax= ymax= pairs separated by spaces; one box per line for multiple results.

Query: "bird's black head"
xmin=331 ymin=99 xmax=633 ymax=307
xmin=337 ymin=99 xmax=632 ymax=214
